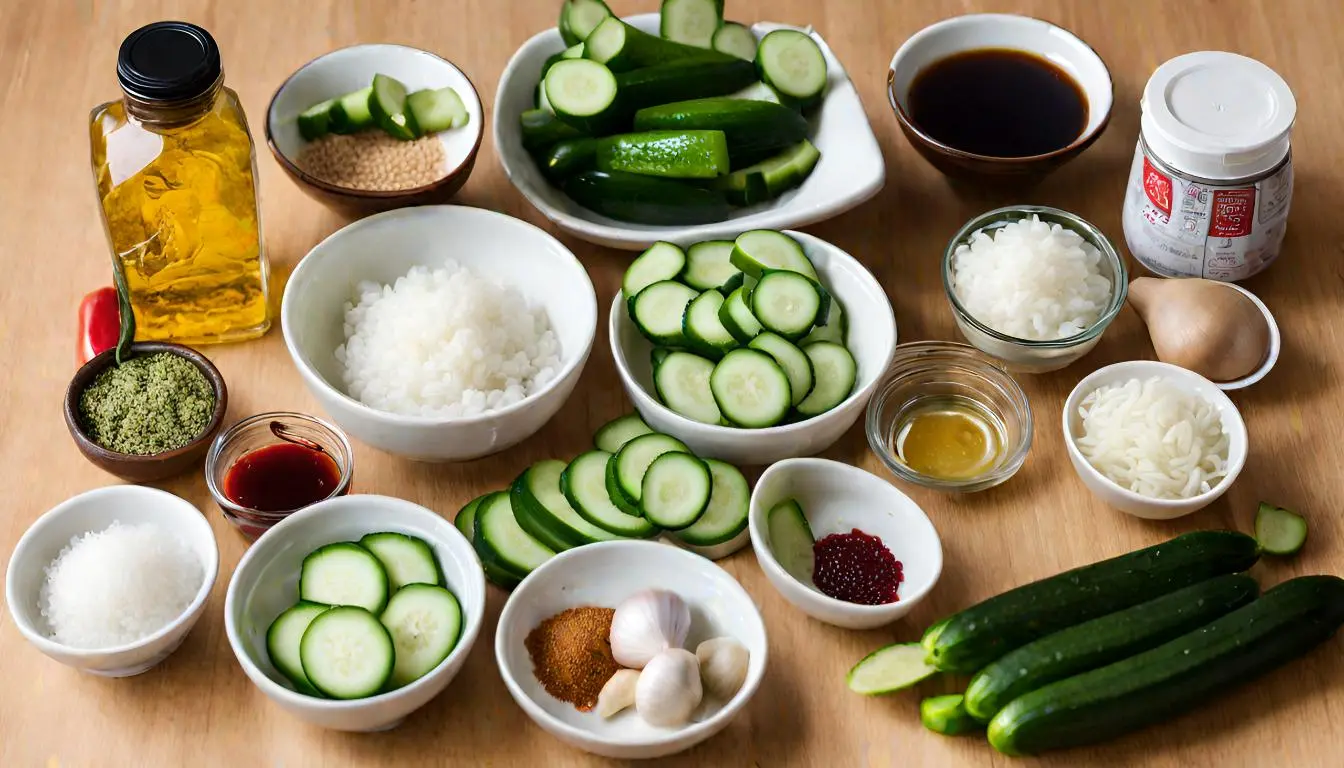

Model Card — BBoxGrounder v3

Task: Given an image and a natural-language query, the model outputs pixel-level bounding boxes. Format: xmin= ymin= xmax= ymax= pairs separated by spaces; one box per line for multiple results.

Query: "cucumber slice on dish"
xmin=474 ymin=492 xmax=556 ymax=579
xmin=795 ymin=342 xmax=857 ymax=417
xmin=718 ymin=139 xmax=821 ymax=206
xmin=266 ymin=602 xmax=329 ymax=696
xmin=718 ymin=284 xmax=763 ymax=343
xmin=329 ymin=87 xmax=374 ymax=134
xmin=680 ymin=241 xmax=742 ymax=291
xmin=729 ymin=81 xmax=784 ymax=105
xmin=513 ymin=459 xmax=622 ymax=550
xmin=641 ymin=451 xmax=712 ymax=530
xmin=545 ymin=59 xmax=620 ymax=134
xmin=730 ymin=230 xmax=818 ymax=279
xmin=560 ymin=0 xmax=612 ymax=46
xmin=847 ymin=642 xmax=939 ymax=696
xmin=749 ymin=332 xmax=815 ymax=406
xmin=379 ymin=584 xmax=462 ymax=688
xmin=369 ymin=74 xmax=420 ymax=140
xmin=562 ymin=450 xmax=659 ymax=538
xmin=660 ymin=0 xmax=722 ymax=48
xmin=750 ymin=270 xmax=826 ymax=340
xmin=605 ymin=455 xmax=643 ymax=516
xmin=767 ymin=498 xmax=815 ymax=582
xmin=297 ymin=98 xmax=338 ymax=141
xmin=713 ymin=22 xmax=758 ymax=61
xmin=624 ymin=242 xmax=687 ymax=300
xmin=631 ymin=280 xmax=699 ymax=347
xmin=1255 ymin=503 xmax=1308 ymax=555
xmin=594 ymin=413 xmax=655 ymax=454
xmin=682 ymin=290 xmax=738 ymax=360
xmin=359 ymin=532 xmax=441 ymax=591
xmin=299 ymin=542 xmax=390 ymax=613
xmin=655 ymin=351 xmax=722 ymax=424
xmin=299 ymin=606 xmax=395 ymax=699
xmin=756 ymin=29 xmax=828 ymax=109
xmin=802 ymin=295 xmax=847 ymax=346
xmin=613 ymin=432 xmax=691 ymax=505
xmin=406 ymin=87 xmax=468 ymax=133
xmin=673 ymin=459 xmax=750 ymax=547
xmin=711 ymin=348 xmax=792 ymax=427
xmin=650 ymin=346 xmax=674 ymax=370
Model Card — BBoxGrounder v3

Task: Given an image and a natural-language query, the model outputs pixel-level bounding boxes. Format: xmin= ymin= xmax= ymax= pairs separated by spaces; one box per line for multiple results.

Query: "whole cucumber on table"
xmin=585 ymin=16 xmax=732 ymax=72
xmin=596 ymin=130 xmax=730 ymax=179
xmin=614 ymin=59 xmax=759 ymax=115
xmin=563 ymin=170 xmax=734 ymax=225
xmin=633 ymin=98 xmax=810 ymax=162
xmin=988 ymin=575 xmax=1344 ymax=756
xmin=925 ymin=531 xmax=1262 ymax=674
xmin=963 ymin=573 xmax=1260 ymax=721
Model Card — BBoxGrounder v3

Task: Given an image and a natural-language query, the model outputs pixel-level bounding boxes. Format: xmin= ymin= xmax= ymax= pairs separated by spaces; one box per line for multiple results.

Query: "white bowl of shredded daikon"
xmin=1062 ymin=361 xmax=1248 ymax=519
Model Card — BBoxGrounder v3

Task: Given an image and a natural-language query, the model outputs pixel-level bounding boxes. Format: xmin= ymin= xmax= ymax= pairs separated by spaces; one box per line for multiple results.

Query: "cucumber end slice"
xmin=847 ymin=642 xmax=939 ymax=695
xmin=1255 ymin=502 xmax=1308 ymax=555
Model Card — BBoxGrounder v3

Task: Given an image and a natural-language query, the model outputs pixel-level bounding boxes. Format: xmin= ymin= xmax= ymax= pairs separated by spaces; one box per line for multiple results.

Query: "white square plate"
xmin=493 ymin=14 xmax=886 ymax=250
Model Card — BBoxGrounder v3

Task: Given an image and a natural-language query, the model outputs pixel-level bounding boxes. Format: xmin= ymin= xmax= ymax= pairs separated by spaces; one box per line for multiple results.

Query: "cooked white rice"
xmin=952 ymin=215 xmax=1112 ymax=340
xmin=1075 ymin=376 xmax=1230 ymax=499
xmin=335 ymin=262 xmax=560 ymax=418
xmin=40 ymin=521 xmax=203 ymax=649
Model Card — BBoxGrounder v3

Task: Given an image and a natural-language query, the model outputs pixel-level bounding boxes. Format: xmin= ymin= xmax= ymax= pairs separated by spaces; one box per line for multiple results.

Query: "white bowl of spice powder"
xmin=266 ymin=44 xmax=484 ymax=217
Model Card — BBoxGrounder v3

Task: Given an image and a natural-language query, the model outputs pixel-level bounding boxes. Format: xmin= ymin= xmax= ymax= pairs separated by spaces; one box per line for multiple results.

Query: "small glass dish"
xmin=205 ymin=412 xmax=354 ymax=540
xmin=943 ymin=205 xmax=1128 ymax=374
xmin=865 ymin=342 xmax=1032 ymax=493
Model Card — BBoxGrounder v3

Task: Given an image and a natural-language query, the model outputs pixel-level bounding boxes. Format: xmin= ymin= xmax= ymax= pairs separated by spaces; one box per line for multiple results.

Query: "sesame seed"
xmin=295 ymin=132 xmax=449 ymax=191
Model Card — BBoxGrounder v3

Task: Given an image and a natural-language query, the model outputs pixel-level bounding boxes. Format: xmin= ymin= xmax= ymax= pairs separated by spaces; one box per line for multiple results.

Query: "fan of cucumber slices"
xmin=297 ymin=73 xmax=470 ymax=142
xmin=266 ymin=533 xmax=464 ymax=699
xmin=521 ymin=0 xmax=829 ymax=224
xmin=624 ymin=229 xmax=857 ymax=427
xmin=455 ymin=413 xmax=751 ymax=589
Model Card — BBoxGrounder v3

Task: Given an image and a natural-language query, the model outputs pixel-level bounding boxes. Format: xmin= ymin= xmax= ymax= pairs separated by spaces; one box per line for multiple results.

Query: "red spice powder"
xmin=813 ymin=528 xmax=904 ymax=605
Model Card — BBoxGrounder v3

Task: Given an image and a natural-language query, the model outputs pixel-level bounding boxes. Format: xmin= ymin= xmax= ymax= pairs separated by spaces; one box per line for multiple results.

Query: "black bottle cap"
xmin=117 ymin=21 xmax=221 ymax=102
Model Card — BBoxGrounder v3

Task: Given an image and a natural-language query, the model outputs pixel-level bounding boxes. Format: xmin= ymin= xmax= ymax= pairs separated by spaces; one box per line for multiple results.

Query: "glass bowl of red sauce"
xmin=205 ymin=412 xmax=354 ymax=540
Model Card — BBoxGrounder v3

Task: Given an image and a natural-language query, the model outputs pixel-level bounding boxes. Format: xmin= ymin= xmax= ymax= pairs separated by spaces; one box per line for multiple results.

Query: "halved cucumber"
xmin=728 ymin=81 xmax=784 ymax=105
xmin=718 ymin=139 xmax=821 ymax=206
xmin=749 ymin=332 xmax=814 ymax=406
xmin=679 ymin=240 xmax=741 ymax=291
xmin=455 ymin=494 xmax=489 ymax=540
xmin=513 ymin=459 xmax=622 ymax=550
xmin=631 ymin=280 xmax=699 ymax=347
xmin=612 ymin=432 xmax=691 ymax=505
xmin=682 ymin=290 xmax=738 ymax=360
xmin=380 ymin=584 xmax=462 ymax=688
xmin=756 ymin=29 xmax=828 ymax=109
xmin=713 ymin=22 xmax=758 ymax=61
xmin=329 ymin=87 xmax=373 ymax=134
xmin=624 ymin=242 xmax=687 ymax=299
xmin=655 ymin=351 xmax=722 ymax=424
xmin=594 ymin=413 xmax=654 ymax=454
xmin=660 ymin=0 xmax=722 ymax=48
xmin=767 ymin=498 xmax=814 ymax=582
xmin=1256 ymin=503 xmax=1308 ymax=555
xmin=711 ymin=348 xmax=791 ymax=427
xmin=359 ymin=532 xmax=441 ymax=590
xmin=718 ymin=284 xmax=763 ymax=343
xmin=562 ymin=450 xmax=659 ymax=538
xmin=750 ymin=270 xmax=826 ymax=339
xmin=545 ymin=59 xmax=620 ymax=134
xmin=369 ymin=74 xmax=420 ymax=140
xmin=474 ymin=492 xmax=555 ymax=579
xmin=641 ymin=452 xmax=712 ymax=530
xmin=847 ymin=642 xmax=939 ymax=695
xmin=266 ymin=602 xmax=329 ymax=696
xmin=297 ymin=98 xmax=338 ymax=141
xmin=795 ymin=342 xmax=857 ymax=417
xmin=406 ymin=87 xmax=468 ymax=134
xmin=802 ymin=295 xmax=846 ymax=346
xmin=730 ymin=230 xmax=818 ymax=279
xmin=673 ymin=459 xmax=750 ymax=547
xmin=299 ymin=542 xmax=390 ymax=613
xmin=559 ymin=0 xmax=612 ymax=46
xmin=299 ymin=606 xmax=394 ymax=699
xmin=586 ymin=16 xmax=729 ymax=71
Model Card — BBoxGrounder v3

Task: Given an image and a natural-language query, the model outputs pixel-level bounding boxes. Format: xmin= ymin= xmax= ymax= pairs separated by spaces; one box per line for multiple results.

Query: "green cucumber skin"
xmin=541 ymin=138 xmax=600 ymax=181
xmin=596 ymin=130 xmax=729 ymax=179
xmin=509 ymin=470 xmax=582 ymax=553
xmin=563 ymin=170 xmax=733 ymax=225
xmin=591 ymin=19 xmax=733 ymax=71
xmin=469 ymin=493 xmax=525 ymax=589
xmin=614 ymin=60 xmax=759 ymax=115
xmin=928 ymin=531 xmax=1262 ymax=674
xmin=988 ymin=575 xmax=1344 ymax=756
xmin=633 ymin=98 xmax=810 ymax=163
xmin=520 ymin=109 xmax=586 ymax=153
xmin=964 ymin=573 xmax=1260 ymax=721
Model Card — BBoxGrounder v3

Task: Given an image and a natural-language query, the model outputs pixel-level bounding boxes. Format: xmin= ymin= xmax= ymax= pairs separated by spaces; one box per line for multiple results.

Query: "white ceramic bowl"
xmin=224 ymin=494 xmax=486 ymax=732
xmin=1062 ymin=361 xmax=1249 ymax=519
xmin=749 ymin=458 xmax=942 ymax=629
xmin=495 ymin=540 xmax=767 ymax=760
xmin=5 ymin=485 xmax=219 ymax=677
xmin=494 ymin=14 xmax=885 ymax=250
xmin=610 ymin=230 xmax=897 ymax=465
xmin=281 ymin=205 xmax=597 ymax=461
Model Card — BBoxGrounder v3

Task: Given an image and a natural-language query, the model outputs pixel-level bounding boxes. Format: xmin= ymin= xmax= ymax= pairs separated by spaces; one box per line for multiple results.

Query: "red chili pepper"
xmin=77 ymin=286 xmax=121 ymax=365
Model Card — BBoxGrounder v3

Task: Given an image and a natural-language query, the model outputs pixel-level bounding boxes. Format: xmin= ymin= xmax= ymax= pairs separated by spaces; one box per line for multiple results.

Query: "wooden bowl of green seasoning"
xmin=64 ymin=343 xmax=228 ymax=483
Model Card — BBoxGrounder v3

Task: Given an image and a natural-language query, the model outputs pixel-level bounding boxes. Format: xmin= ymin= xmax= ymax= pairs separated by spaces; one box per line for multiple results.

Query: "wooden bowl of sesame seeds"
xmin=265 ymin=44 xmax=484 ymax=218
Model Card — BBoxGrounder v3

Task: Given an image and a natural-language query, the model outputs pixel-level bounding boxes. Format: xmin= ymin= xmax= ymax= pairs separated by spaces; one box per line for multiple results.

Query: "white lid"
xmin=1140 ymin=51 xmax=1295 ymax=180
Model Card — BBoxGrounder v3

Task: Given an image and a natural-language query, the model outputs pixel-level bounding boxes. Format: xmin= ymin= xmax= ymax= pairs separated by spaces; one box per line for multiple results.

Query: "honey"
xmin=893 ymin=395 xmax=1004 ymax=480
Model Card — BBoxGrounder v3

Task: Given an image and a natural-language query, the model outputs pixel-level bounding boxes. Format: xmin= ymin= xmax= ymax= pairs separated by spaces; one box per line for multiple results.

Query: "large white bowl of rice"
xmin=281 ymin=205 xmax=597 ymax=461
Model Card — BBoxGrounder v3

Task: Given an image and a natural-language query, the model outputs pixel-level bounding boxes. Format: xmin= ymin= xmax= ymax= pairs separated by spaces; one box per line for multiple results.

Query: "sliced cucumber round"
xmin=544 ymin=58 xmax=619 ymax=133
xmin=795 ymin=341 xmax=858 ymax=417
xmin=680 ymin=240 xmax=741 ymax=291
xmin=513 ymin=459 xmax=622 ymax=549
xmin=299 ymin=606 xmax=395 ymax=700
xmin=266 ymin=602 xmax=329 ymax=696
xmin=455 ymin=494 xmax=490 ymax=541
xmin=562 ymin=450 xmax=659 ymax=538
xmin=730 ymin=230 xmax=818 ymax=279
xmin=1255 ymin=503 xmax=1308 ymax=555
xmin=660 ymin=0 xmax=722 ymax=48
xmin=594 ymin=413 xmax=654 ymax=454
xmin=655 ymin=350 xmax=722 ymax=425
xmin=359 ymin=532 xmax=441 ymax=591
xmin=713 ymin=22 xmax=759 ymax=61
xmin=475 ymin=492 xmax=555 ymax=579
xmin=718 ymin=284 xmax=763 ymax=343
xmin=674 ymin=459 xmax=750 ymax=547
xmin=624 ymin=242 xmax=687 ymax=299
xmin=612 ymin=432 xmax=690 ymax=504
xmin=756 ymin=29 xmax=827 ymax=108
xmin=380 ymin=584 xmax=462 ymax=689
xmin=750 ymin=270 xmax=824 ymax=339
xmin=640 ymin=451 xmax=712 ymax=530
xmin=631 ymin=280 xmax=699 ymax=347
xmin=369 ymin=73 xmax=420 ymax=140
xmin=299 ymin=542 xmax=391 ymax=614
xmin=682 ymin=290 xmax=738 ymax=360
xmin=749 ymin=332 xmax=815 ymax=406
xmin=560 ymin=0 xmax=612 ymax=46
xmin=711 ymin=348 xmax=791 ymax=428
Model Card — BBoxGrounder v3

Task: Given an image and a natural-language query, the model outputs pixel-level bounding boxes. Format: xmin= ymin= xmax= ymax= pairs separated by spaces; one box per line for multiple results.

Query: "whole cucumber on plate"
xmin=596 ymin=130 xmax=731 ymax=179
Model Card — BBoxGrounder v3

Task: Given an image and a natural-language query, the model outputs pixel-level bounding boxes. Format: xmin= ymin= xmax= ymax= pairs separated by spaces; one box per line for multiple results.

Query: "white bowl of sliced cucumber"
xmin=224 ymin=494 xmax=486 ymax=732
xmin=493 ymin=8 xmax=885 ymax=249
xmin=610 ymin=229 xmax=896 ymax=465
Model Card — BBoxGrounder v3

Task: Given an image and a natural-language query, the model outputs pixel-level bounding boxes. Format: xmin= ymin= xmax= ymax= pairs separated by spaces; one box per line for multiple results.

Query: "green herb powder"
xmin=79 ymin=352 xmax=215 ymax=455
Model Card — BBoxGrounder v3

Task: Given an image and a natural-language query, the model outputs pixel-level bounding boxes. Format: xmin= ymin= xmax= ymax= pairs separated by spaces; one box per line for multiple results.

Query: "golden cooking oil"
xmin=893 ymin=395 xmax=1005 ymax=480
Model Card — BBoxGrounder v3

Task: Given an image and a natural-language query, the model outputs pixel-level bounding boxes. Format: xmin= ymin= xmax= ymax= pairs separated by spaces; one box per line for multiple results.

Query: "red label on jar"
xmin=1210 ymin=189 xmax=1256 ymax=238
xmin=1143 ymin=157 xmax=1173 ymax=217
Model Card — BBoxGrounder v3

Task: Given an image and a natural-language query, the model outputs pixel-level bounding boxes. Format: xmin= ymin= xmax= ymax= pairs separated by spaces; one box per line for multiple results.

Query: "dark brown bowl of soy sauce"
xmin=887 ymin=14 xmax=1114 ymax=183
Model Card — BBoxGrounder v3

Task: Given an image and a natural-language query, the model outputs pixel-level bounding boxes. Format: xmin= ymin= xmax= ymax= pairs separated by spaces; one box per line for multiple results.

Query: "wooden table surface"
xmin=3 ymin=0 xmax=1343 ymax=765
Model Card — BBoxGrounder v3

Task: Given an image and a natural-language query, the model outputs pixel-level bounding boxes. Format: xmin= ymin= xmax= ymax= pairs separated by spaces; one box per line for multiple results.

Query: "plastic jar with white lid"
xmin=1122 ymin=51 xmax=1296 ymax=281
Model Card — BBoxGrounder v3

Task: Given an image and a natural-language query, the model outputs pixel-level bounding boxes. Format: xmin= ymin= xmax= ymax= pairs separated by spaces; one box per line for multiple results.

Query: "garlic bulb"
xmin=596 ymin=669 xmax=640 ymax=718
xmin=695 ymin=637 xmax=749 ymax=700
xmin=609 ymin=590 xmax=691 ymax=669
xmin=635 ymin=649 xmax=702 ymax=727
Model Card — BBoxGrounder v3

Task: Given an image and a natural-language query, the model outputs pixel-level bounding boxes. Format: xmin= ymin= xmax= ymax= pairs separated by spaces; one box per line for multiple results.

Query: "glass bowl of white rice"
xmin=943 ymin=205 xmax=1127 ymax=373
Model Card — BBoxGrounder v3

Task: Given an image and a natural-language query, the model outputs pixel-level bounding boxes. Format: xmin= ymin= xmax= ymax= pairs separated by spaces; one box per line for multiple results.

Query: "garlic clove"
xmin=1128 ymin=277 xmax=1270 ymax=382
xmin=609 ymin=589 xmax=691 ymax=669
xmin=635 ymin=648 xmax=703 ymax=727
xmin=695 ymin=637 xmax=750 ymax=700
xmin=596 ymin=669 xmax=640 ymax=718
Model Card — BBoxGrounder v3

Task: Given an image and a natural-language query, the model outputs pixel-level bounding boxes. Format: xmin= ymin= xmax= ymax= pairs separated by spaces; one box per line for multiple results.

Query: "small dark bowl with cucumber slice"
xmin=266 ymin=44 xmax=484 ymax=217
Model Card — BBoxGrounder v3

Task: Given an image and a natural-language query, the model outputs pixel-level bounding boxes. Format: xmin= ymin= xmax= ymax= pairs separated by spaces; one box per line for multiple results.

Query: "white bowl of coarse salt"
xmin=1062 ymin=361 xmax=1249 ymax=520
xmin=281 ymin=205 xmax=597 ymax=462
xmin=5 ymin=485 xmax=219 ymax=677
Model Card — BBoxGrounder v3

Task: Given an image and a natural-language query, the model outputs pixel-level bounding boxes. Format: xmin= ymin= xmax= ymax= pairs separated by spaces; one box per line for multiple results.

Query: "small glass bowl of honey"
xmin=865 ymin=342 xmax=1032 ymax=493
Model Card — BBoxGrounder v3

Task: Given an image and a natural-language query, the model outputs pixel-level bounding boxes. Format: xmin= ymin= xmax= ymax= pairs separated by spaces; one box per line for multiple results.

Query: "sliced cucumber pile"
xmin=623 ymin=230 xmax=858 ymax=427
xmin=265 ymin=532 xmax=464 ymax=699
xmin=297 ymin=74 xmax=469 ymax=142
xmin=522 ymin=1 xmax=828 ymax=224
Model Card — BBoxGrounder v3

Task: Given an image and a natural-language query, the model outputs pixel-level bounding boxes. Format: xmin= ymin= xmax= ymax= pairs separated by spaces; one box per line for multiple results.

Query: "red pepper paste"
xmin=812 ymin=528 xmax=903 ymax=605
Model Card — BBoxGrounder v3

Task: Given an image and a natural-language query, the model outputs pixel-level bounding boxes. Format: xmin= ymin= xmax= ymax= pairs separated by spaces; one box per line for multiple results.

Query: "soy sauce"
xmin=223 ymin=442 xmax=341 ymax=512
xmin=908 ymin=48 xmax=1087 ymax=158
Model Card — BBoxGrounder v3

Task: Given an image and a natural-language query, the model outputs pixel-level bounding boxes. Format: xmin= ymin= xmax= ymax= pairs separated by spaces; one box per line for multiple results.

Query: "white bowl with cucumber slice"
xmin=494 ymin=11 xmax=885 ymax=249
xmin=224 ymin=494 xmax=486 ymax=732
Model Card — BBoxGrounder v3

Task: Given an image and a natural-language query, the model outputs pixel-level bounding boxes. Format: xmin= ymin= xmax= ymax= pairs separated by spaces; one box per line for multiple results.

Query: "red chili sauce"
xmin=223 ymin=442 xmax=341 ymax=513
xmin=812 ymin=528 xmax=904 ymax=605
